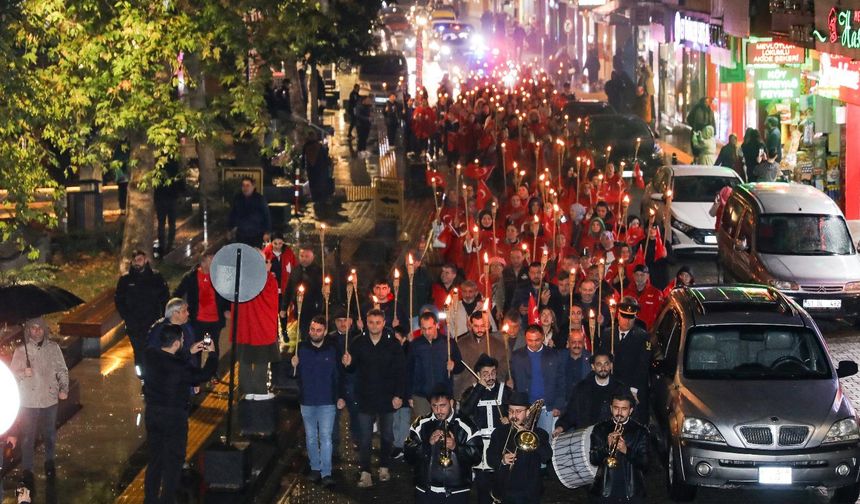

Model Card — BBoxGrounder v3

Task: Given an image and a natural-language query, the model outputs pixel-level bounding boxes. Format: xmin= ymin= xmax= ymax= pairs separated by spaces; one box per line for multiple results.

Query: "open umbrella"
xmin=0 ymin=284 xmax=84 ymax=324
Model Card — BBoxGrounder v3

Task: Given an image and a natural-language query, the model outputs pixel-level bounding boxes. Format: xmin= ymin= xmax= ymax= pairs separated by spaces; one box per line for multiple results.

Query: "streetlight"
xmin=415 ymin=15 xmax=428 ymax=89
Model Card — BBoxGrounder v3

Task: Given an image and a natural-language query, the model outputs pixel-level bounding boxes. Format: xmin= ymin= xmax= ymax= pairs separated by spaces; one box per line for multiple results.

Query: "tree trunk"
xmin=185 ymin=53 xmax=219 ymax=212
xmin=309 ymin=62 xmax=320 ymax=125
xmin=285 ymin=57 xmax=305 ymax=120
xmin=119 ymin=134 xmax=156 ymax=269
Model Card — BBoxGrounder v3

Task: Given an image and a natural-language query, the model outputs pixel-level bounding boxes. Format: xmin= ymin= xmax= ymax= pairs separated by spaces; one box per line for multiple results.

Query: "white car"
xmin=642 ymin=165 xmax=742 ymax=254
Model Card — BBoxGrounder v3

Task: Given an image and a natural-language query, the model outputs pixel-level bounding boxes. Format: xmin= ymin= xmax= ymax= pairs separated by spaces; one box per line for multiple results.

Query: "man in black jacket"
xmin=459 ymin=355 xmax=512 ymax=504
xmin=172 ymin=249 xmax=229 ymax=356
xmin=553 ymin=352 xmax=629 ymax=434
xmin=143 ymin=324 xmax=216 ymax=504
xmin=281 ymin=244 xmax=323 ymax=339
xmin=599 ymin=298 xmax=653 ymax=424
xmin=115 ymin=250 xmax=169 ymax=379
xmin=228 ymin=176 xmax=271 ymax=247
xmin=342 ymin=309 xmax=406 ymax=488
xmin=588 ymin=392 xmax=648 ymax=504
xmin=486 ymin=391 xmax=552 ymax=504
xmin=404 ymin=386 xmax=483 ymax=503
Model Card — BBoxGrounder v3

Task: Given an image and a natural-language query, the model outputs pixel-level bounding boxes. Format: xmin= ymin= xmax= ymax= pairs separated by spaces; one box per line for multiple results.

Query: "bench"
xmin=59 ymin=287 xmax=124 ymax=357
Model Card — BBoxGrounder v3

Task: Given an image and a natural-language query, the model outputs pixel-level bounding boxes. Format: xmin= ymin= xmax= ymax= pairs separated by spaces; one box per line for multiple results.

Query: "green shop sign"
xmin=813 ymin=8 xmax=860 ymax=49
xmin=754 ymin=67 xmax=801 ymax=100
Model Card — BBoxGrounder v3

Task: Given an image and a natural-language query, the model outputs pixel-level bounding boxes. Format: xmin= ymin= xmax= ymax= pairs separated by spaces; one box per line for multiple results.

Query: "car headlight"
xmin=671 ymin=217 xmax=694 ymax=234
xmin=823 ymin=418 xmax=860 ymax=444
xmin=845 ymin=281 xmax=860 ymax=293
xmin=768 ymin=279 xmax=799 ymax=291
xmin=681 ymin=417 xmax=726 ymax=443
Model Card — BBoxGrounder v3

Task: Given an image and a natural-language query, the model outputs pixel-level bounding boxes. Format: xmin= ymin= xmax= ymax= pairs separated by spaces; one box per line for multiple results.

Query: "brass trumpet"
xmin=438 ymin=419 xmax=453 ymax=468
xmin=605 ymin=421 xmax=625 ymax=469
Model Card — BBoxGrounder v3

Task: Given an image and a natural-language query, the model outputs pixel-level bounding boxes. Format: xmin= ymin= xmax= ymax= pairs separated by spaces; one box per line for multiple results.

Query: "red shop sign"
xmin=818 ymin=52 xmax=860 ymax=106
xmin=748 ymin=41 xmax=806 ymax=65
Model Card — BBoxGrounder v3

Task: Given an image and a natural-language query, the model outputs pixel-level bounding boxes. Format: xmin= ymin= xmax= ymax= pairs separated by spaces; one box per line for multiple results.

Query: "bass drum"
xmin=552 ymin=425 xmax=598 ymax=489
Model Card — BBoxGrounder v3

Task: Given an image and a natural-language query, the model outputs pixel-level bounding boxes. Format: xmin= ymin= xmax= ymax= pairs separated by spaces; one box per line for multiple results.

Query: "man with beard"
xmin=451 ymin=281 xmax=496 ymax=335
xmin=563 ymin=329 xmax=592 ymax=396
xmin=486 ymin=391 xmax=552 ymax=504
xmin=501 ymin=248 xmax=529 ymax=312
xmin=281 ymin=244 xmax=323 ymax=338
xmin=115 ymin=249 xmax=170 ymax=379
xmin=553 ymin=353 xmax=629 ymax=434
xmin=589 ymin=392 xmax=649 ymax=504
xmin=574 ymin=279 xmax=610 ymax=343
xmin=455 ymin=312 xmax=509 ymax=399
xmin=600 ymin=298 xmax=652 ymax=425
xmin=512 ymin=263 xmax=560 ymax=325
xmin=405 ymin=386 xmax=482 ymax=503
xmin=459 ymin=355 xmax=512 ymax=504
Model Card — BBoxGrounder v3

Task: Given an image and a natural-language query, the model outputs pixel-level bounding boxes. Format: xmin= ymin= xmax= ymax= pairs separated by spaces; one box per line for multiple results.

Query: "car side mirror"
xmin=837 ymin=360 xmax=858 ymax=378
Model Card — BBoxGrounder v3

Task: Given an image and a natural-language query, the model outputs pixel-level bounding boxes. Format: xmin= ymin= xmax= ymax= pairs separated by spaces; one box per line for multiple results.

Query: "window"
xmin=737 ymin=212 xmax=754 ymax=249
xmin=721 ymin=199 xmax=742 ymax=236
xmin=757 ymin=214 xmax=855 ymax=256
xmin=655 ymin=309 xmax=681 ymax=370
xmin=673 ymin=176 xmax=740 ymax=203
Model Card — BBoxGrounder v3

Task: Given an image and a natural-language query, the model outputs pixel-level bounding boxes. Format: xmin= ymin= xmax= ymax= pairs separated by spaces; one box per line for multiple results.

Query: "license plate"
xmin=704 ymin=236 xmax=717 ymax=244
xmin=802 ymin=299 xmax=842 ymax=309
xmin=759 ymin=466 xmax=792 ymax=485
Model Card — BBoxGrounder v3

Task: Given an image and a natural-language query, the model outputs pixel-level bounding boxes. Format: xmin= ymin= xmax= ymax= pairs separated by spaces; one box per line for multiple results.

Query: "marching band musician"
xmin=404 ymin=385 xmax=483 ymax=503
xmin=459 ymin=355 xmax=512 ymax=504
xmin=588 ymin=392 xmax=649 ymax=504
xmin=486 ymin=391 xmax=552 ymax=504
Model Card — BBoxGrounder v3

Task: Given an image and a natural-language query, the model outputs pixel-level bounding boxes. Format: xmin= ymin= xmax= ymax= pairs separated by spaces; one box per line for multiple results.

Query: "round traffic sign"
xmin=210 ymin=243 xmax=268 ymax=302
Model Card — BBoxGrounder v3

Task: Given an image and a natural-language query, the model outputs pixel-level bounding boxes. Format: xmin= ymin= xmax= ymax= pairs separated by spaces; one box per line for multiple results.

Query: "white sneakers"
xmin=244 ymin=393 xmax=275 ymax=401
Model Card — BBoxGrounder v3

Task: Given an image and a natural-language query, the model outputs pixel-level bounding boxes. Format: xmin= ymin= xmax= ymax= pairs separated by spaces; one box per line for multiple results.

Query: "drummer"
xmin=459 ymin=354 xmax=513 ymax=504
xmin=552 ymin=352 xmax=630 ymax=436
xmin=486 ymin=391 xmax=552 ymax=504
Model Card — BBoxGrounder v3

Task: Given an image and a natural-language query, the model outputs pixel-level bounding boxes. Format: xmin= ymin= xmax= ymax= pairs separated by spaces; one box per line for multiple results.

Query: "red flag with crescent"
xmin=476 ymin=179 xmax=491 ymax=209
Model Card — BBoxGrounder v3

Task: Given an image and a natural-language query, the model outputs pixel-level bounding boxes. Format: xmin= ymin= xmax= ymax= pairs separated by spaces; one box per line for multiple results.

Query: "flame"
xmin=394 ymin=268 xmax=400 ymax=279
xmin=482 ymin=299 xmax=490 ymax=311
xmin=324 ymin=276 xmax=331 ymax=285
xmin=408 ymin=253 xmax=414 ymax=265
xmin=502 ymin=323 xmax=510 ymax=333
xmin=298 ymin=284 xmax=305 ymax=294
xmin=483 ymin=252 xmax=489 ymax=264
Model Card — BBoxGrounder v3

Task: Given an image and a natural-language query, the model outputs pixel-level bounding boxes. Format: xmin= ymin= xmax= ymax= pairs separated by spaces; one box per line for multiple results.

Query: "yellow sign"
xmin=222 ymin=167 xmax=264 ymax=194
xmin=374 ymin=177 xmax=403 ymax=221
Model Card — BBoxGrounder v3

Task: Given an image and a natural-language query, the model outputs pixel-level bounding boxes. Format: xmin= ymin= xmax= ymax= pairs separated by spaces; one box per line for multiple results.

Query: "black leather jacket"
xmin=588 ymin=418 xmax=649 ymax=499
xmin=404 ymin=412 xmax=483 ymax=493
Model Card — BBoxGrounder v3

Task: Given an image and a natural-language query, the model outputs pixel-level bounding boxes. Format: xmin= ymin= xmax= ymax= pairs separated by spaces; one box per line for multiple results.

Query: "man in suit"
xmin=510 ymin=325 xmax=566 ymax=438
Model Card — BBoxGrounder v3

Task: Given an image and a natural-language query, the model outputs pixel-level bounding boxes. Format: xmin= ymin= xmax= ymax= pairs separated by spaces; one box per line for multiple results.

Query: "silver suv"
xmin=651 ymin=285 xmax=860 ymax=502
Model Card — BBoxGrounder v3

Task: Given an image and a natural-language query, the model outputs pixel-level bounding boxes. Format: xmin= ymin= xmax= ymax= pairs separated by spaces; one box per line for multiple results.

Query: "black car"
xmin=357 ymin=53 xmax=408 ymax=106
xmin=651 ymin=285 xmax=860 ymax=503
xmin=563 ymin=100 xmax=615 ymax=124
xmin=581 ymin=114 xmax=662 ymax=176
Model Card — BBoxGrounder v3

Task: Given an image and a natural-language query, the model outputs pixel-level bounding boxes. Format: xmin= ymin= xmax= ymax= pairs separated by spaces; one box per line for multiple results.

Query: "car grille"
xmin=740 ymin=426 xmax=773 ymax=445
xmin=778 ymin=426 xmax=810 ymax=446
xmin=800 ymin=285 xmax=843 ymax=293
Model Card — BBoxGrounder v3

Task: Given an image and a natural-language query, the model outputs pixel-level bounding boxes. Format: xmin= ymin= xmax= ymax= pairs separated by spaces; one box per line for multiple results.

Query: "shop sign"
xmin=817 ymin=52 xmax=860 ymax=106
xmin=754 ymin=67 xmax=801 ymax=100
xmin=674 ymin=12 xmax=710 ymax=48
xmin=748 ymin=41 xmax=806 ymax=65
xmin=813 ymin=8 xmax=860 ymax=49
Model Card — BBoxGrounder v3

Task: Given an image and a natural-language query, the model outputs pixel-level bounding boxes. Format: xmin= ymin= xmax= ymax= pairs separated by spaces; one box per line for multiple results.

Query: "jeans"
xmin=357 ymin=411 xmax=394 ymax=472
xmin=392 ymin=406 xmax=412 ymax=449
xmin=300 ymin=404 xmax=337 ymax=477
xmin=19 ymin=405 xmax=58 ymax=472
xmin=144 ymin=405 xmax=188 ymax=504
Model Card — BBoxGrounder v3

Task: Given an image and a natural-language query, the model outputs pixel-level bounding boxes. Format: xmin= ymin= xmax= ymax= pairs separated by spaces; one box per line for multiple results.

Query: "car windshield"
xmin=672 ymin=176 xmax=739 ymax=203
xmin=684 ymin=326 xmax=831 ymax=380
xmin=756 ymin=214 xmax=855 ymax=255
xmin=359 ymin=56 xmax=405 ymax=77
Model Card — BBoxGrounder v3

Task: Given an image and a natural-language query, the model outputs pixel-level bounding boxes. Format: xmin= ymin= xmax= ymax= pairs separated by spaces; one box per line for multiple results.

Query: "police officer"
xmin=404 ymin=385 xmax=483 ymax=503
xmin=459 ymin=355 xmax=512 ymax=504
xmin=598 ymin=297 xmax=652 ymax=424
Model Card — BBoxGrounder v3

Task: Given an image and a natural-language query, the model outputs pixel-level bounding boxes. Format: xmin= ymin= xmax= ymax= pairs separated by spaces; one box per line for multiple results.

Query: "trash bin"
xmin=66 ymin=179 xmax=103 ymax=230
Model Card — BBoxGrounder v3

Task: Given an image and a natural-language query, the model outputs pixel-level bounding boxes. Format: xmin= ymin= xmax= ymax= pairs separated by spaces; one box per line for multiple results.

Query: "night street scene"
xmin=6 ymin=1 xmax=860 ymax=504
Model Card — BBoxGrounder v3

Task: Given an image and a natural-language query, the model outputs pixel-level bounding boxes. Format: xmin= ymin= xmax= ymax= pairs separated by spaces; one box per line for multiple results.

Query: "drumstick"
xmin=461 ymin=359 xmax=507 ymax=422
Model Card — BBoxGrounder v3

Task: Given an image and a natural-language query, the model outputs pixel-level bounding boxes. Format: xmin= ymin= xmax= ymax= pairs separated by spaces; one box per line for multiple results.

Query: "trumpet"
xmin=438 ymin=419 xmax=453 ymax=468
xmin=605 ymin=421 xmax=625 ymax=469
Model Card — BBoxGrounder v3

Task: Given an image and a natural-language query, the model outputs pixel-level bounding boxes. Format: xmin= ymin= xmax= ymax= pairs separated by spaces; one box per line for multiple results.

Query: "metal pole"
xmin=226 ymin=247 xmax=242 ymax=444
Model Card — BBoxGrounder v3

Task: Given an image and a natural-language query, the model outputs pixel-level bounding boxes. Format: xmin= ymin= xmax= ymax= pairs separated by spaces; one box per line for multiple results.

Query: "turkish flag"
xmin=528 ymin=293 xmax=539 ymax=325
xmin=476 ymin=179 xmax=491 ymax=209
xmin=425 ymin=170 xmax=447 ymax=189
xmin=633 ymin=161 xmax=645 ymax=189
xmin=465 ymin=162 xmax=493 ymax=180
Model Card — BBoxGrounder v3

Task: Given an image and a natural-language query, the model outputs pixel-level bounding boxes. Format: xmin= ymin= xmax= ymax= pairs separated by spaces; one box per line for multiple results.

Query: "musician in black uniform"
xmin=459 ymin=354 xmax=512 ymax=504
xmin=486 ymin=391 xmax=552 ymax=504
xmin=553 ymin=352 xmax=630 ymax=435
xmin=404 ymin=385 xmax=483 ymax=503
xmin=588 ymin=391 xmax=649 ymax=504
xmin=596 ymin=298 xmax=652 ymax=424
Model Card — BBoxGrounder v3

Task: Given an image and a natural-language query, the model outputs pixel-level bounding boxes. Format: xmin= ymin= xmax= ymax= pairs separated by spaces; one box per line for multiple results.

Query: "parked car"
xmin=651 ymin=284 xmax=860 ymax=503
xmin=716 ymin=182 xmax=860 ymax=323
xmin=356 ymin=52 xmax=409 ymax=105
xmin=430 ymin=5 xmax=456 ymax=26
xmin=642 ymin=165 xmax=742 ymax=254
xmin=581 ymin=114 xmax=662 ymax=176
xmin=563 ymin=100 xmax=615 ymax=126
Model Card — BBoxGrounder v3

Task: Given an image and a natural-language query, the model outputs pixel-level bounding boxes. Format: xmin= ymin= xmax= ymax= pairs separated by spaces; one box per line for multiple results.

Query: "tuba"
xmin=438 ymin=419 xmax=453 ymax=468
xmin=514 ymin=399 xmax=545 ymax=452
xmin=605 ymin=420 xmax=625 ymax=469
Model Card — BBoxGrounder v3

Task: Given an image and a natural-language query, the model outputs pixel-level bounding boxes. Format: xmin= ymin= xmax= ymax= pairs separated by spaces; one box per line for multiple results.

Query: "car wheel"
xmin=666 ymin=444 xmax=697 ymax=502
xmin=831 ymin=482 xmax=860 ymax=503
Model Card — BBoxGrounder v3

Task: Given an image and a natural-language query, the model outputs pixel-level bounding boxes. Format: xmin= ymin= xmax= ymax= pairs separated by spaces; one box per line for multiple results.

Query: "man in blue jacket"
xmin=510 ymin=324 xmax=566 ymax=438
xmin=407 ymin=312 xmax=465 ymax=417
xmin=292 ymin=315 xmax=344 ymax=488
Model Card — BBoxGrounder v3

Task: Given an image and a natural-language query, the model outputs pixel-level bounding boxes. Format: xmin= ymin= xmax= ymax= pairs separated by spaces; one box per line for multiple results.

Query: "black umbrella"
xmin=0 ymin=284 xmax=84 ymax=324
